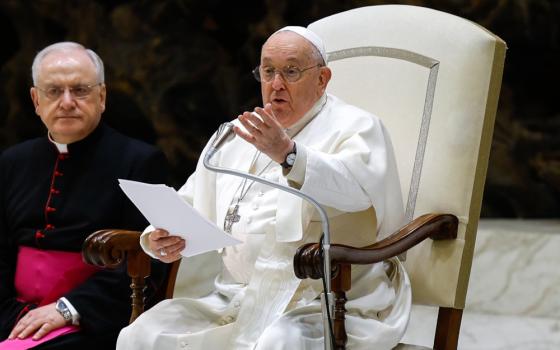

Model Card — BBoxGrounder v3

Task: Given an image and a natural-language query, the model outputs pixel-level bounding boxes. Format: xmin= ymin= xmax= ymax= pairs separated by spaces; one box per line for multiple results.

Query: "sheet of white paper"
xmin=118 ymin=179 xmax=241 ymax=257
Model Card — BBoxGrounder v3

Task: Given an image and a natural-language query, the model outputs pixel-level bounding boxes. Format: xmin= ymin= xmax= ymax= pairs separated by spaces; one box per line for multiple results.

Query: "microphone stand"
xmin=204 ymin=126 xmax=334 ymax=350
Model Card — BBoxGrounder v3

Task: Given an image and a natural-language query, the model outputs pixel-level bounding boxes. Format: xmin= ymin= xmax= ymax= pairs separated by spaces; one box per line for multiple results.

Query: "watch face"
xmin=281 ymin=143 xmax=297 ymax=169
xmin=286 ymin=153 xmax=296 ymax=166
xmin=56 ymin=300 xmax=72 ymax=322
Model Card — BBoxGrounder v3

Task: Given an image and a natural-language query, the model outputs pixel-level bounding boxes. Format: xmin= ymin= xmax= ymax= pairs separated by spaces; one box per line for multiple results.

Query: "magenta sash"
xmin=0 ymin=246 xmax=99 ymax=349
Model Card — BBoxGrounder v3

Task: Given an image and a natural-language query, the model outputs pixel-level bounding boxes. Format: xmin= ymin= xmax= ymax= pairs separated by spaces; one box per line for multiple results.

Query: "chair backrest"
xmin=309 ymin=5 xmax=506 ymax=309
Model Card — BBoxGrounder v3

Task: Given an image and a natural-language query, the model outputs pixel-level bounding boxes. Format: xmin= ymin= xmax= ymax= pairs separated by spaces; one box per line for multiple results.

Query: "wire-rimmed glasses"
xmin=34 ymin=83 xmax=102 ymax=100
xmin=252 ymin=64 xmax=321 ymax=83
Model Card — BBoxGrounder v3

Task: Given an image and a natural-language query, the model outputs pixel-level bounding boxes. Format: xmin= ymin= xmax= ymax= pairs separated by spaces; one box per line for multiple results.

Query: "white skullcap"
xmin=275 ymin=26 xmax=327 ymax=65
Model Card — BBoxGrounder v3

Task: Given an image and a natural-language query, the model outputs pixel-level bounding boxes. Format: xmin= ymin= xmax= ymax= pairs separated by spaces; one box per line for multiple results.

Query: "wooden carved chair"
xmin=293 ymin=4 xmax=506 ymax=350
xmin=82 ymin=230 xmax=181 ymax=323
xmin=82 ymin=4 xmax=506 ymax=349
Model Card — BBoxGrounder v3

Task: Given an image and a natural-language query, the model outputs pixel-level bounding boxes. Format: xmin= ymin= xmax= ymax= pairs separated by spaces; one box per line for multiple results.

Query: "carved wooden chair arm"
xmin=294 ymin=213 xmax=458 ymax=280
xmin=82 ymin=229 xmax=150 ymax=323
xmin=82 ymin=229 xmax=145 ymax=267
xmin=293 ymin=213 xmax=459 ymax=349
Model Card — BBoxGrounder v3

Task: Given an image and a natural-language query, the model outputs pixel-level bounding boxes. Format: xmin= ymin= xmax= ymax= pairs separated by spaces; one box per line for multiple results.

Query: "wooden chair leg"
xmin=433 ymin=307 xmax=463 ymax=350
xmin=127 ymin=250 xmax=151 ymax=323
xmin=130 ymin=275 xmax=147 ymax=323
xmin=332 ymin=263 xmax=351 ymax=350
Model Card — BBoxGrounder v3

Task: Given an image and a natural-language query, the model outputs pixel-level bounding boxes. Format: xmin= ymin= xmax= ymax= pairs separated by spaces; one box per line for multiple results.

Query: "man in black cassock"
xmin=0 ymin=42 xmax=168 ymax=349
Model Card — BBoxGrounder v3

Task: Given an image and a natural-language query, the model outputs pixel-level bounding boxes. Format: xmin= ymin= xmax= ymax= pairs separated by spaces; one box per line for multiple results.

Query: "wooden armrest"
xmin=82 ymin=229 xmax=151 ymax=323
xmin=83 ymin=229 xmax=144 ymax=268
xmin=293 ymin=213 xmax=459 ymax=349
xmin=294 ymin=213 xmax=458 ymax=280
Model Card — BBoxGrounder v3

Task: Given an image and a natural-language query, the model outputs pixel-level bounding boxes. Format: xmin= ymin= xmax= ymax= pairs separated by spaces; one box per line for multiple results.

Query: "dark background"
xmin=0 ymin=0 xmax=558 ymax=217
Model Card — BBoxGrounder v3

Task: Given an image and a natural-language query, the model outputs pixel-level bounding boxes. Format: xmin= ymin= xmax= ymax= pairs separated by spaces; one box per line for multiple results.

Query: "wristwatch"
xmin=55 ymin=299 xmax=73 ymax=325
xmin=280 ymin=142 xmax=297 ymax=169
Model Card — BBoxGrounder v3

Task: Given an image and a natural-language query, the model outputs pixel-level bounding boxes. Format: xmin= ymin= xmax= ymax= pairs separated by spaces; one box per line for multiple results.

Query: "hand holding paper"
xmin=147 ymin=229 xmax=185 ymax=263
xmin=118 ymin=179 xmax=241 ymax=257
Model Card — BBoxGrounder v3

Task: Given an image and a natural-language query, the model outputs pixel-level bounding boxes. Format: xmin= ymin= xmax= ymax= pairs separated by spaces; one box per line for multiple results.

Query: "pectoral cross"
xmin=224 ymin=204 xmax=241 ymax=233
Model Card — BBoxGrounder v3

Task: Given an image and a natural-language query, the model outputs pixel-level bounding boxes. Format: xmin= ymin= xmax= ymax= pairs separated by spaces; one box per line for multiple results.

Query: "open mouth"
xmin=272 ymin=98 xmax=287 ymax=104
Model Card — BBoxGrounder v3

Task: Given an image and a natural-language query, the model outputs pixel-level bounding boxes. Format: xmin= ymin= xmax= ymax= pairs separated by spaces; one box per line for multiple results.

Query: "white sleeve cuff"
xmin=284 ymin=142 xmax=307 ymax=188
xmin=140 ymin=225 xmax=159 ymax=259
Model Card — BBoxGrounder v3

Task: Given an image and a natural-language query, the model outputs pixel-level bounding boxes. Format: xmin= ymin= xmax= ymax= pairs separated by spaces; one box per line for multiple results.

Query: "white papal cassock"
xmin=117 ymin=93 xmax=411 ymax=350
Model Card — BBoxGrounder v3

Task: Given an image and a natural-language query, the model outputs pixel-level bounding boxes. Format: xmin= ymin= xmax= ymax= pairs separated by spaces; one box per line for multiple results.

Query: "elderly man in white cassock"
xmin=116 ymin=26 xmax=411 ymax=350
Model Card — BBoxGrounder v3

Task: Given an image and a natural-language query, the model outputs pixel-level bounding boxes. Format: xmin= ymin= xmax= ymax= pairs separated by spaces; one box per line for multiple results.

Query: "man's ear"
xmin=99 ymin=84 xmax=107 ymax=113
xmin=318 ymin=66 xmax=332 ymax=93
xmin=30 ymin=87 xmax=40 ymax=114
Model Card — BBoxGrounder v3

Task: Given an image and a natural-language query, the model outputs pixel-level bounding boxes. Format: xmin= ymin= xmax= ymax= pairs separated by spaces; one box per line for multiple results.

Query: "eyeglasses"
xmin=252 ymin=64 xmax=321 ymax=83
xmin=34 ymin=83 xmax=102 ymax=100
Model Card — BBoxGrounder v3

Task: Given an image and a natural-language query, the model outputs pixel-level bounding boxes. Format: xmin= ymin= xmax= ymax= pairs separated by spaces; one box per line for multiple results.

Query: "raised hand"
xmin=234 ymin=103 xmax=294 ymax=164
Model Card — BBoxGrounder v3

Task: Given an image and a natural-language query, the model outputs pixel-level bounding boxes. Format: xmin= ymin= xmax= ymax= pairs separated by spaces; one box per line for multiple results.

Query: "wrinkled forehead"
xmin=261 ymin=31 xmax=315 ymax=66
xmin=37 ymin=49 xmax=97 ymax=83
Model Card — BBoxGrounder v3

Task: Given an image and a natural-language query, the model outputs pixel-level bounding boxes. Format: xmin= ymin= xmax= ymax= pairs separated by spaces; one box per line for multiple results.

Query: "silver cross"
xmin=224 ymin=204 xmax=241 ymax=233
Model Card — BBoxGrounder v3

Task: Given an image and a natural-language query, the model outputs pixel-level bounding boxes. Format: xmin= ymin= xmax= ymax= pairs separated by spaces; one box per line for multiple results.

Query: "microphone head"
xmin=212 ymin=122 xmax=235 ymax=150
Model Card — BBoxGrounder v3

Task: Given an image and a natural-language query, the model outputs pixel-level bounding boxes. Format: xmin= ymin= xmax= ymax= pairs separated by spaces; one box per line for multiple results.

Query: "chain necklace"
xmin=223 ymin=151 xmax=273 ymax=233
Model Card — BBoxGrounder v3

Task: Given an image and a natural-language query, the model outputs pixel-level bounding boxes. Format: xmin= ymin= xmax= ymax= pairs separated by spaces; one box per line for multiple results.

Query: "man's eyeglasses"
xmin=34 ymin=83 xmax=102 ymax=100
xmin=252 ymin=64 xmax=321 ymax=83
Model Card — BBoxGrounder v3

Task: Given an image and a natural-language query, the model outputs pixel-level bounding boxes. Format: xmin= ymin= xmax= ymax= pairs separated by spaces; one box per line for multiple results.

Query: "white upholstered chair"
xmin=294 ymin=4 xmax=506 ymax=350
xmin=82 ymin=4 xmax=506 ymax=349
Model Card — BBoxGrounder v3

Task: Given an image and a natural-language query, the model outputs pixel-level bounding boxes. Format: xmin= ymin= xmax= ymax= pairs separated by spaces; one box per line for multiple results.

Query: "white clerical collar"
xmin=47 ymin=132 xmax=68 ymax=153
xmin=285 ymin=93 xmax=327 ymax=138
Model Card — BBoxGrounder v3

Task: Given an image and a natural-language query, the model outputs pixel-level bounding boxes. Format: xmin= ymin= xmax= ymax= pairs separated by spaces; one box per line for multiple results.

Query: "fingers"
xmin=234 ymin=105 xmax=293 ymax=164
xmin=165 ymin=240 xmax=186 ymax=256
xmin=148 ymin=229 xmax=186 ymax=262
xmin=149 ymin=228 xmax=170 ymax=240
xmin=148 ymin=229 xmax=181 ymax=249
xmin=8 ymin=305 xmax=64 ymax=341
xmin=256 ymin=104 xmax=279 ymax=125
xmin=8 ymin=313 xmax=36 ymax=339
xmin=233 ymin=125 xmax=255 ymax=143
xmin=32 ymin=323 xmax=52 ymax=340
xmin=238 ymin=112 xmax=265 ymax=138
xmin=9 ymin=320 xmax=33 ymax=340
xmin=158 ymin=239 xmax=186 ymax=263
xmin=147 ymin=230 xmax=164 ymax=254
xmin=153 ymin=235 xmax=184 ymax=251
xmin=238 ymin=106 xmax=281 ymax=134
xmin=264 ymin=102 xmax=276 ymax=115
xmin=158 ymin=246 xmax=184 ymax=263
xmin=8 ymin=320 xmax=21 ymax=339
xmin=247 ymin=111 xmax=267 ymax=129
xmin=237 ymin=108 xmax=280 ymax=142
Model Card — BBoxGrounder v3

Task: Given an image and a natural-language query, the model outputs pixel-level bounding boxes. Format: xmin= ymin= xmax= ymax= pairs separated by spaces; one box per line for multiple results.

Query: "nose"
xmin=271 ymin=72 xmax=286 ymax=90
xmin=59 ymin=88 xmax=76 ymax=109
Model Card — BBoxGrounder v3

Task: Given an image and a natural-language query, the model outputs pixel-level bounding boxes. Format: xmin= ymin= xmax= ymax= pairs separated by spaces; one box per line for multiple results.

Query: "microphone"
xmin=206 ymin=122 xmax=235 ymax=159
xmin=203 ymin=125 xmax=335 ymax=350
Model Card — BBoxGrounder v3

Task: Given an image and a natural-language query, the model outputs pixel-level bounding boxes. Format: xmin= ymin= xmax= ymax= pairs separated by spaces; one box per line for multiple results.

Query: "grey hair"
xmin=31 ymin=42 xmax=105 ymax=85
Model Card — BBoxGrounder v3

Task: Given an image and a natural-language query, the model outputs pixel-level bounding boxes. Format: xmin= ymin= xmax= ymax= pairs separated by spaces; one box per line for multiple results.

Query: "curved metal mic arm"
xmin=203 ymin=126 xmax=334 ymax=349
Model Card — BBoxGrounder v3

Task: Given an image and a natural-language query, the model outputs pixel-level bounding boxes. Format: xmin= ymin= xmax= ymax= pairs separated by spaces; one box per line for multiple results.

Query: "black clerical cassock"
xmin=0 ymin=123 xmax=169 ymax=349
